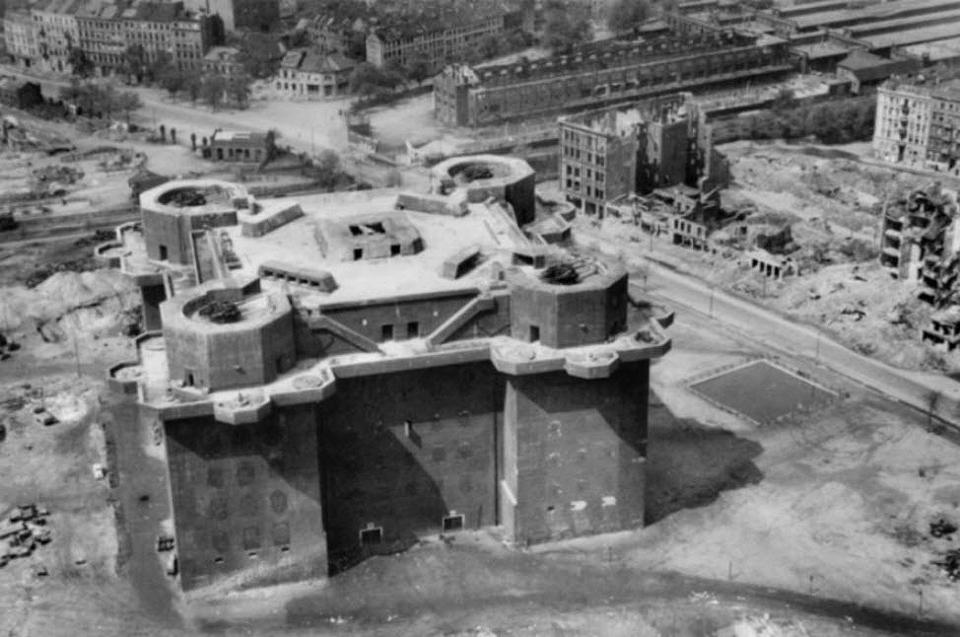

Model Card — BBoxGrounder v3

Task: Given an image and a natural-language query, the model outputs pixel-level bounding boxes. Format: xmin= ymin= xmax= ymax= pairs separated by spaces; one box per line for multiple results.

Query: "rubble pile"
xmin=0 ymin=504 xmax=52 ymax=570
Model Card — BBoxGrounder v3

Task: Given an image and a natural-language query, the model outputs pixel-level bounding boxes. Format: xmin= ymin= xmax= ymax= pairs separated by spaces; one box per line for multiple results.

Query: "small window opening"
xmin=360 ymin=526 xmax=383 ymax=546
xmin=529 ymin=325 xmax=540 ymax=342
xmin=407 ymin=321 xmax=419 ymax=338
xmin=442 ymin=514 xmax=465 ymax=532
xmin=381 ymin=324 xmax=394 ymax=340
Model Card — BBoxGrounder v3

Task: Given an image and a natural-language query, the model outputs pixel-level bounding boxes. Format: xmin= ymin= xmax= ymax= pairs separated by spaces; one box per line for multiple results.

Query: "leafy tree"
xmin=770 ymin=87 xmax=797 ymax=112
xmin=479 ymin=34 xmax=502 ymax=60
xmin=122 ymin=44 xmax=148 ymax=83
xmin=184 ymin=75 xmax=202 ymax=104
xmin=159 ymin=67 xmax=187 ymax=98
xmin=227 ymin=72 xmax=252 ymax=108
xmin=607 ymin=0 xmax=650 ymax=34
xmin=404 ymin=51 xmax=433 ymax=86
xmin=543 ymin=0 xmax=592 ymax=54
xmin=201 ymin=73 xmax=228 ymax=110
xmin=349 ymin=62 xmax=401 ymax=97
xmin=115 ymin=90 xmax=143 ymax=124
xmin=68 ymin=48 xmax=94 ymax=78
xmin=235 ymin=33 xmax=282 ymax=79
xmin=146 ymin=50 xmax=174 ymax=84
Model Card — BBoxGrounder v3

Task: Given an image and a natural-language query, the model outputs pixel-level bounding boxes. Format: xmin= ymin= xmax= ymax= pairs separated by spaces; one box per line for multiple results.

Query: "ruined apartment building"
xmin=433 ymin=31 xmax=793 ymax=127
xmin=557 ymin=94 xmax=727 ymax=217
xmin=874 ymin=77 xmax=960 ymax=175
xmin=103 ymin=155 xmax=671 ymax=591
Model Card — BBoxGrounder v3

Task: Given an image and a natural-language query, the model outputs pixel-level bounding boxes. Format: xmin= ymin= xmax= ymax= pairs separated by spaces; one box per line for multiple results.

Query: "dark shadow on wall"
xmin=644 ymin=391 xmax=764 ymax=525
xmin=320 ymin=421 xmax=449 ymax=576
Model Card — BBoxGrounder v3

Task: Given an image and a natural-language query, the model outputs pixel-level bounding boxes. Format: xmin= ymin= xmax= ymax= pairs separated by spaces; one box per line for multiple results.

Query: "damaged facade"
xmin=102 ymin=155 xmax=671 ymax=591
xmin=557 ymin=93 xmax=729 ymax=218
xmin=879 ymin=188 xmax=960 ymax=349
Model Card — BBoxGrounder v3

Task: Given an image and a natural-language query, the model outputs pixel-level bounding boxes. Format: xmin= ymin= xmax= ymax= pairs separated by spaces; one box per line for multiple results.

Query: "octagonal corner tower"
xmin=431 ymin=154 xmax=536 ymax=226
xmin=105 ymin=159 xmax=672 ymax=592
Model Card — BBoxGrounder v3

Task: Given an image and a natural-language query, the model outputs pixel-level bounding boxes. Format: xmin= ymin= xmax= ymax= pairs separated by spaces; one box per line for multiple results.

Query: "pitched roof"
xmin=281 ymin=49 xmax=357 ymax=74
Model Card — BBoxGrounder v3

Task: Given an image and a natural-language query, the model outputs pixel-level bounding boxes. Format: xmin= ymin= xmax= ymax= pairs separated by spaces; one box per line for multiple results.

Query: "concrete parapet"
xmin=563 ymin=350 xmax=621 ymax=379
xmin=212 ymin=392 xmax=273 ymax=425
xmin=240 ymin=202 xmax=304 ymax=237
xmin=395 ymin=191 xmax=467 ymax=216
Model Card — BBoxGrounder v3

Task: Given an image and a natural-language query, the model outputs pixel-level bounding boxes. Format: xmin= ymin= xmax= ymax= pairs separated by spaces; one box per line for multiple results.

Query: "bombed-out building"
xmin=557 ymin=93 xmax=728 ymax=217
xmin=433 ymin=31 xmax=793 ymax=127
xmin=103 ymin=155 xmax=671 ymax=591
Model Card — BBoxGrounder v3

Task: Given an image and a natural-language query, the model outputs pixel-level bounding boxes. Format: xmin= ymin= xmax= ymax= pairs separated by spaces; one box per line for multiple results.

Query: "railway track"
xmin=0 ymin=204 xmax=139 ymax=244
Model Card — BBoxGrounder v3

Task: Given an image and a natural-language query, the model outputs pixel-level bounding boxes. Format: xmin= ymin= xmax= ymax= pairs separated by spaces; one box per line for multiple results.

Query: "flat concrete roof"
xmin=902 ymin=36 xmax=960 ymax=61
xmin=128 ymin=188 xmax=558 ymax=307
xmin=792 ymin=0 xmax=960 ymax=30
xmin=866 ymin=22 xmax=960 ymax=48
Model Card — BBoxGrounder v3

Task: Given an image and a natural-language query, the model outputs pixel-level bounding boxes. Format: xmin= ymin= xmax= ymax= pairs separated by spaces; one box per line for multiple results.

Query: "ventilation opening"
xmin=353 ymin=248 xmax=363 ymax=260
xmin=360 ymin=526 xmax=383 ymax=547
xmin=184 ymin=371 xmax=194 ymax=386
xmin=158 ymin=245 xmax=168 ymax=260
xmin=529 ymin=325 xmax=540 ymax=342
xmin=391 ymin=243 xmax=401 ymax=256
xmin=442 ymin=514 xmax=464 ymax=532
xmin=407 ymin=321 xmax=419 ymax=338
xmin=213 ymin=556 xmax=224 ymax=564
xmin=381 ymin=324 xmax=394 ymax=340
xmin=349 ymin=222 xmax=386 ymax=236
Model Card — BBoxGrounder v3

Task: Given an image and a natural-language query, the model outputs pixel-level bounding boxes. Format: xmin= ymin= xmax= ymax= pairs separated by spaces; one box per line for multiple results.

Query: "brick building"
xmin=365 ymin=0 xmax=524 ymax=72
xmin=206 ymin=130 xmax=273 ymax=162
xmin=434 ymin=31 xmax=793 ymax=128
xmin=274 ymin=48 xmax=356 ymax=100
xmin=874 ymin=77 xmax=960 ymax=175
xmin=105 ymin=154 xmax=671 ymax=591
xmin=558 ymin=94 xmax=727 ymax=217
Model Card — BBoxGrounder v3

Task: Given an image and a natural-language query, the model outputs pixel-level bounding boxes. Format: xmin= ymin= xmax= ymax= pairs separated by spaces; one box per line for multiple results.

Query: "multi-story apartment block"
xmin=274 ymin=48 xmax=356 ymax=99
xmin=928 ymin=79 xmax=960 ymax=174
xmin=101 ymin=154 xmax=671 ymax=591
xmin=31 ymin=0 xmax=80 ymax=73
xmin=874 ymin=77 xmax=960 ymax=175
xmin=874 ymin=79 xmax=934 ymax=168
xmin=366 ymin=0 xmax=523 ymax=72
xmin=84 ymin=1 xmax=220 ymax=75
xmin=558 ymin=94 xmax=726 ymax=217
xmin=3 ymin=9 xmax=39 ymax=68
xmin=434 ymin=32 xmax=793 ymax=127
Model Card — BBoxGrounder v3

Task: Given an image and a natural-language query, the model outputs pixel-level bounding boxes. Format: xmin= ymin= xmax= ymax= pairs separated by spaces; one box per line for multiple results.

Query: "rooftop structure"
xmin=105 ymin=155 xmax=671 ymax=591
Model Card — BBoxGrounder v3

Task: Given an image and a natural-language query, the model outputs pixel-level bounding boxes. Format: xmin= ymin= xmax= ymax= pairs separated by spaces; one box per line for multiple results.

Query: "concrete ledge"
xmin=152 ymin=401 xmax=215 ymax=421
xmin=564 ymin=351 xmax=620 ymax=379
xmin=213 ymin=395 xmax=273 ymax=425
xmin=489 ymin=344 xmax=566 ymax=376
xmin=270 ymin=370 xmax=338 ymax=406
xmin=331 ymin=346 xmax=490 ymax=378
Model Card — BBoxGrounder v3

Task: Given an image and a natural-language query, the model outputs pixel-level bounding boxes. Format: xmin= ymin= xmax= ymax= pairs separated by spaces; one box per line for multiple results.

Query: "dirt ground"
xmin=570 ymin=139 xmax=960 ymax=374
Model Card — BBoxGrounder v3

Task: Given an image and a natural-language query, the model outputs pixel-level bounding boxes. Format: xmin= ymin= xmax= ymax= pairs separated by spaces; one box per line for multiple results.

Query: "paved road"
xmin=633 ymin=258 xmax=960 ymax=425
